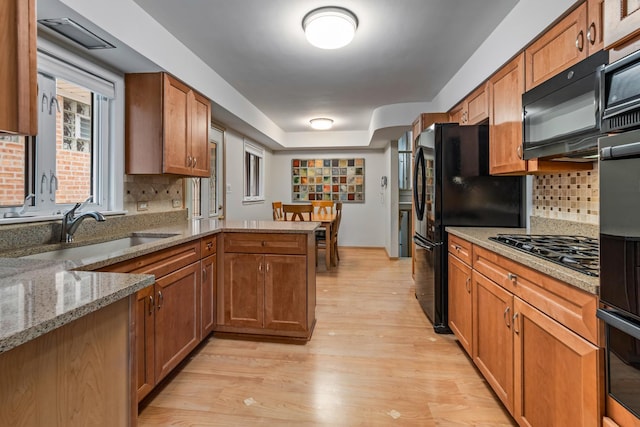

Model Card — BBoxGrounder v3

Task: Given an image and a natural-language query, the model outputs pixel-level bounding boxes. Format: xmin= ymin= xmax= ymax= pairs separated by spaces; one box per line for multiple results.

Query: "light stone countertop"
xmin=446 ymin=227 xmax=599 ymax=295
xmin=0 ymin=219 xmax=319 ymax=354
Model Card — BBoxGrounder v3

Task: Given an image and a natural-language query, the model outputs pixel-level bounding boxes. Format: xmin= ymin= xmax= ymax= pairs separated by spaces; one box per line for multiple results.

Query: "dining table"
xmin=276 ymin=210 xmax=337 ymax=270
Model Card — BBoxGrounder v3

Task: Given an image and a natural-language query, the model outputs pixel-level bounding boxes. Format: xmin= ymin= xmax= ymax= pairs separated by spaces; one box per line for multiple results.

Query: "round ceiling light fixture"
xmin=302 ymin=7 xmax=358 ymax=49
xmin=309 ymin=118 xmax=334 ymax=130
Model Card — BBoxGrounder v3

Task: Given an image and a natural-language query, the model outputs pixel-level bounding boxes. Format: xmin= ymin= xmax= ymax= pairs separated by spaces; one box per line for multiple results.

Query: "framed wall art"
xmin=291 ymin=158 xmax=365 ymax=202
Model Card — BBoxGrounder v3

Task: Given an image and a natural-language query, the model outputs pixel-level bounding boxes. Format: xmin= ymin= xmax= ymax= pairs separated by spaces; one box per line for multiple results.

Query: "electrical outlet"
xmin=137 ymin=201 xmax=149 ymax=211
xmin=172 ymin=199 xmax=182 ymax=208
xmin=226 ymin=184 xmax=232 ymax=193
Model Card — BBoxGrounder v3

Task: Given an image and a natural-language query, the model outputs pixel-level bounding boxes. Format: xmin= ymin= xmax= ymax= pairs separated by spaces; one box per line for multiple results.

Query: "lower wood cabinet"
xmin=135 ymin=285 xmax=155 ymax=401
xmin=447 ymin=235 xmax=603 ymax=425
xmin=201 ymin=253 xmax=217 ymax=337
xmin=219 ymin=232 xmax=316 ymax=340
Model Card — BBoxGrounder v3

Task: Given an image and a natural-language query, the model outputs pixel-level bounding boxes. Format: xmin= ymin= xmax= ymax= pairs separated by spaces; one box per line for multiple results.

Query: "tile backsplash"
xmin=532 ymin=163 xmax=599 ymax=225
xmin=124 ymin=175 xmax=184 ymax=213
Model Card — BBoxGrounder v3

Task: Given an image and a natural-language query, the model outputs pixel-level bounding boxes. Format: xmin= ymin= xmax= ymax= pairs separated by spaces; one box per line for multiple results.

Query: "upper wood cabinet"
xmin=603 ymin=0 xmax=640 ymax=60
xmin=125 ymin=72 xmax=211 ymax=177
xmin=411 ymin=113 xmax=449 ymax=147
xmin=525 ymin=0 xmax=604 ymax=91
xmin=488 ymin=54 xmax=527 ymax=175
xmin=448 ymin=82 xmax=489 ymax=125
xmin=0 ymin=0 xmax=37 ymax=135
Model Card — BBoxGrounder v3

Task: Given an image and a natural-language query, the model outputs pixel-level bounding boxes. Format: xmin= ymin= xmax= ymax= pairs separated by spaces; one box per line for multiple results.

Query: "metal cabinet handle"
xmin=192 ymin=157 xmax=197 ymax=168
xmin=465 ymin=276 xmax=471 ymax=293
xmin=508 ymin=272 xmax=518 ymax=283
xmin=258 ymin=263 xmax=263 ymax=272
xmin=513 ymin=312 xmax=520 ymax=334
xmin=576 ymin=30 xmax=584 ymax=52
xmin=187 ymin=156 xmax=192 ymax=167
xmin=266 ymin=263 xmax=270 ymax=273
xmin=587 ymin=22 xmax=596 ymax=45
xmin=504 ymin=306 xmax=511 ymax=328
xmin=454 ymin=244 xmax=461 ymax=252
xmin=203 ymin=268 xmax=206 ymax=280
xmin=207 ymin=242 xmax=213 ymax=250
xmin=516 ymin=145 xmax=523 ymax=160
xmin=148 ymin=295 xmax=154 ymax=316
xmin=157 ymin=291 xmax=163 ymax=309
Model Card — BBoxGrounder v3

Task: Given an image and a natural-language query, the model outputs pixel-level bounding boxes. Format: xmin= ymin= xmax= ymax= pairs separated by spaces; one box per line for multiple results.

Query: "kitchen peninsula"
xmin=0 ymin=217 xmax=318 ymax=426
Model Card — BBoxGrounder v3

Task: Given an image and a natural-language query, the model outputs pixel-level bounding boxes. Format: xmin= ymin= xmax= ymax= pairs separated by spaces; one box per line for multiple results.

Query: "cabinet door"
xmin=201 ymin=254 xmax=216 ymax=338
xmin=525 ymin=3 xmax=588 ymax=91
xmin=154 ymin=262 xmax=200 ymax=382
xmin=264 ymin=254 xmax=307 ymax=332
xmin=513 ymin=298 xmax=600 ymax=427
xmin=472 ymin=270 xmax=514 ymax=414
xmin=223 ymin=253 xmax=264 ymax=328
xmin=163 ymin=74 xmax=191 ymax=175
xmin=0 ymin=0 xmax=37 ymax=135
xmin=135 ymin=286 xmax=155 ymax=402
xmin=448 ymin=101 xmax=466 ymax=124
xmin=466 ymin=82 xmax=489 ymax=125
xmin=489 ymin=53 xmax=527 ymax=175
xmin=604 ymin=0 xmax=640 ymax=50
xmin=448 ymin=255 xmax=472 ymax=355
xmin=587 ymin=0 xmax=604 ymax=53
xmin=190 ymin=91 xmax=211 ymax=177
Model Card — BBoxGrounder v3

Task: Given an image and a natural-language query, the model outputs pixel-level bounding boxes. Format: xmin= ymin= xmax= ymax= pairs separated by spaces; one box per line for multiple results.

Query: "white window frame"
xmin=189 ymin=125 xmax=224 ymax=219
xmin=243 ymin=140 xmax=265 ymax=203
xmin=0 ymin=38 xmax=124 ymax=222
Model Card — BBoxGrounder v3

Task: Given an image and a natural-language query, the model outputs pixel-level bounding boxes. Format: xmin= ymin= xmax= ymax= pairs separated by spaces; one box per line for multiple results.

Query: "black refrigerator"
xmin=413 ymin=123 xmax=523 ymax=333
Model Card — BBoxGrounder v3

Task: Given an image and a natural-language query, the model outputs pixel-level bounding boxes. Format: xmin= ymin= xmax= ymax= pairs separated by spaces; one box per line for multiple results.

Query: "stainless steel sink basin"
xmin=23 ymin=233 xmax=179 ymax=260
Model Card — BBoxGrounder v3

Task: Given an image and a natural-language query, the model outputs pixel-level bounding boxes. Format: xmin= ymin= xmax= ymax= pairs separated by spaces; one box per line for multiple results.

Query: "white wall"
xmin=223 ymin=129 xmax=273 ymax=221
xmin=270 ymin=149 xmax=387 ymax=248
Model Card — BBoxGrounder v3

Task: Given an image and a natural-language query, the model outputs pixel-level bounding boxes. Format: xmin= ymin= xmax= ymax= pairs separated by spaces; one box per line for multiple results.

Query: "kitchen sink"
xmin=22 ymin=233 xmax=179 ymax=260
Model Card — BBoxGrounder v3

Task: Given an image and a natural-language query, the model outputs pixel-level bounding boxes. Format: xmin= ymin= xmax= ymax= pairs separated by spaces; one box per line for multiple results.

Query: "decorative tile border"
xmin=291 ymin=158 xmax=365 ymax=202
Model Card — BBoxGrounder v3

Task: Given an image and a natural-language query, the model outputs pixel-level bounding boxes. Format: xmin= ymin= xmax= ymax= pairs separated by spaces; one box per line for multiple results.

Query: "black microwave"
xmin=600 ymin=48 xmax=640 ymax=133
xmin=522 ymin=50 xmax=609 ymax=160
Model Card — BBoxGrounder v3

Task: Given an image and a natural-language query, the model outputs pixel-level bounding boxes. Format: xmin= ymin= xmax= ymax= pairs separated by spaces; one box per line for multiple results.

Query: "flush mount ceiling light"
xmin=38 ymin=18 xmax=115 ymax=49
xmin=302 ymin=7 xmax=358 ymax=49
xmin=310 ymin=118 xmax=334 ymax=130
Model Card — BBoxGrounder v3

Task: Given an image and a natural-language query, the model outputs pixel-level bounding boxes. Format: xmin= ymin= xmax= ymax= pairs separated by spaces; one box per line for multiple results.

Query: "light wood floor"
xmin=138 ymin=248 xmax=515 ymax=426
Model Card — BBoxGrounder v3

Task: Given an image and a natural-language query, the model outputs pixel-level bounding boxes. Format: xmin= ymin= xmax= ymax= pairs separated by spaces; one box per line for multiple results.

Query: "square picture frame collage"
xmin=291 ymin=158 xmax=365 ymax=202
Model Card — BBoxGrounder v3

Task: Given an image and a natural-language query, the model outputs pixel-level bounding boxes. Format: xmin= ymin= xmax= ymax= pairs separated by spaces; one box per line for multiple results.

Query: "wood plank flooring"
xmin=138 ymin=248 xmax=515 ymax=426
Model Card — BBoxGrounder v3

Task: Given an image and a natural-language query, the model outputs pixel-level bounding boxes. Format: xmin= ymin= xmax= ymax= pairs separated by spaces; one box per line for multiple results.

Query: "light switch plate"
xmin=172 ymin=199 xmax=182 ymax=208
xmin=137 ymin=201 xmax=149 ymax=211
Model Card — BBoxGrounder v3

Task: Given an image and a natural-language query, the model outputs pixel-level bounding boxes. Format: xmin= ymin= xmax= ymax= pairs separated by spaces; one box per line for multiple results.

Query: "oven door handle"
xmin=597 ymin=309 xmax=640 ymax=340
xmin=600 ymin=141 xmax=640 ymax=161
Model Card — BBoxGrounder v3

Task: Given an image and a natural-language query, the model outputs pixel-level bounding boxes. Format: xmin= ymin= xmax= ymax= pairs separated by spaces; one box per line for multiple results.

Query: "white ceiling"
xmin=127 ymin=0 xmax=519 ymax=134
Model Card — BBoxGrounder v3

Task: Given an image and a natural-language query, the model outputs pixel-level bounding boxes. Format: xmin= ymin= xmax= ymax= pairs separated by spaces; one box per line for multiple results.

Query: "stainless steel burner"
xmin=488 ymin=234 xmax=599 ymax=277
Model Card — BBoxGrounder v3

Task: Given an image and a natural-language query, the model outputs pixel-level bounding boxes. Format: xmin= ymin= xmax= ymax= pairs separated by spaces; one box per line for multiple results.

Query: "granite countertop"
xmin=446 ymin=227 xmax=599 ymax=295
xmin=0 ymin=218 xmax=319 ymax=354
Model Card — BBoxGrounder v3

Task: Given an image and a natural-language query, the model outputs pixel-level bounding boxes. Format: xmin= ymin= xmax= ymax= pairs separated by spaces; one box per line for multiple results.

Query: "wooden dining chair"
xmin=316 ymin=202 xmax=342 ymax=266
xmin=311 ymin=200 xmax=334 ymax=215
xmin=282 ymin=204 xmax=313 ymax=221
xmin=272 ymin=201 xmax=284 ymax=220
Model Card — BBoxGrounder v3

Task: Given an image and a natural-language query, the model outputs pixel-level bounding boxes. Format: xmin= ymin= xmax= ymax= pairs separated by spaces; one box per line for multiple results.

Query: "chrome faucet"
xmin=61 ymin=198 xmax=106 ymax=242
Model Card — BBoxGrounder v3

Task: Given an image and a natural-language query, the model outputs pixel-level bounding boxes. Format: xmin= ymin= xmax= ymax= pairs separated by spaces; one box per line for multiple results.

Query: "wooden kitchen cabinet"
xmin=125 ymin=72 xmax=211 ymax=177
xmin=448 ymin=82 xmax=489 ymax=125
xmin=448 ymin=235 xmax=473 ymax=355
xmin=489 ymin=53 xmax=527 ymax=175
xmin=219 ymin=232 xmax=316 ymax=340
xmin=99 ymin=240 xmax=202 ymax=402
xmin=604 ymin=0 xmax=640 ymax=60
xmin=0 ymin=0 xmax=37 ymax=135
xmin=513 ymin=297 xmax=600 ymax=427
xmin=472 ymin=270 xmax=514 ymax=414
xmin=201 ymin=253 xmax=217 ymax=337
xmin=525 ymin=0 xmax=603 ymax=91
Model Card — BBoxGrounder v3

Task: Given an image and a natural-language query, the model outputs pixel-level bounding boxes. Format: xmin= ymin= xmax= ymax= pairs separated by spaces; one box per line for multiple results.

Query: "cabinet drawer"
xmin=201 ymin=235 xmax=217 ymax=258
xmin=224 ymin=233 xmax=307 ymax=255
xmin=99 ymin=240 xmax=201 ymax=278
xmin=448 ymin=235 xmax=472 ymax=266
xmin=473 ymin=245 xmax=598 ymax=344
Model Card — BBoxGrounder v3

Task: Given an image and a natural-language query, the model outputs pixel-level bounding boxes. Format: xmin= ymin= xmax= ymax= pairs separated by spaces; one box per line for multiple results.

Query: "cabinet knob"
xmin=576 ymin=30 xmax=584 ymax=52
xmin=206 ymin=242 xmax=213 ymax=250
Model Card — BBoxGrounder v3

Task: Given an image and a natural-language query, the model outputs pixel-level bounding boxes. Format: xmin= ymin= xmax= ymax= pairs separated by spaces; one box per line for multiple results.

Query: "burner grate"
xmin=488 ymin=234 xmax=599 ymax=277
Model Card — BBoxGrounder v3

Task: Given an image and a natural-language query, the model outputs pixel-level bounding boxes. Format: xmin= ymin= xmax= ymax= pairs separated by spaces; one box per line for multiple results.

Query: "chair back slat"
xmin=272 ymin=201 xmax=283 ymax=220
xmin=283 ymin=204 xmax=313 ymax=221
xmin=311 ymin=200 xmax=334 ymax=215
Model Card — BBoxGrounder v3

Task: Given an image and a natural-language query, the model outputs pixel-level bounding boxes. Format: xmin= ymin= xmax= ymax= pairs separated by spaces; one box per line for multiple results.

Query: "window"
xmin=0 ymin=39 xmax=124 ymax=220
xmin=190 ymin=125 xmax=223 ymax=218
xmin=243 ymin=141 xmax=264 ymax=202
xmin=398 ymin=130 xmax=412 ymax=190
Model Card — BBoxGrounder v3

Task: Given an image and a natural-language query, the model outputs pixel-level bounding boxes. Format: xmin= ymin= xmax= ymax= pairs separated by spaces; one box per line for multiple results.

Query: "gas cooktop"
xmin=488 ymin=234 xmax=599 ymax=277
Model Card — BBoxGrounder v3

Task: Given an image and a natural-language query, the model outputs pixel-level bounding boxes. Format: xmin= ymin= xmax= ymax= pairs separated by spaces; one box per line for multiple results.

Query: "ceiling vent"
xmin=38 ymin=18 xmax=115 ymax=50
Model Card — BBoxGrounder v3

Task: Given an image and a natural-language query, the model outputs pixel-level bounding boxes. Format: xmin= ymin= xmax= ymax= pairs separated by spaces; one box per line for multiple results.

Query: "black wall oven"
xmin=598 ymin=128 xmax=640 ymax=419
